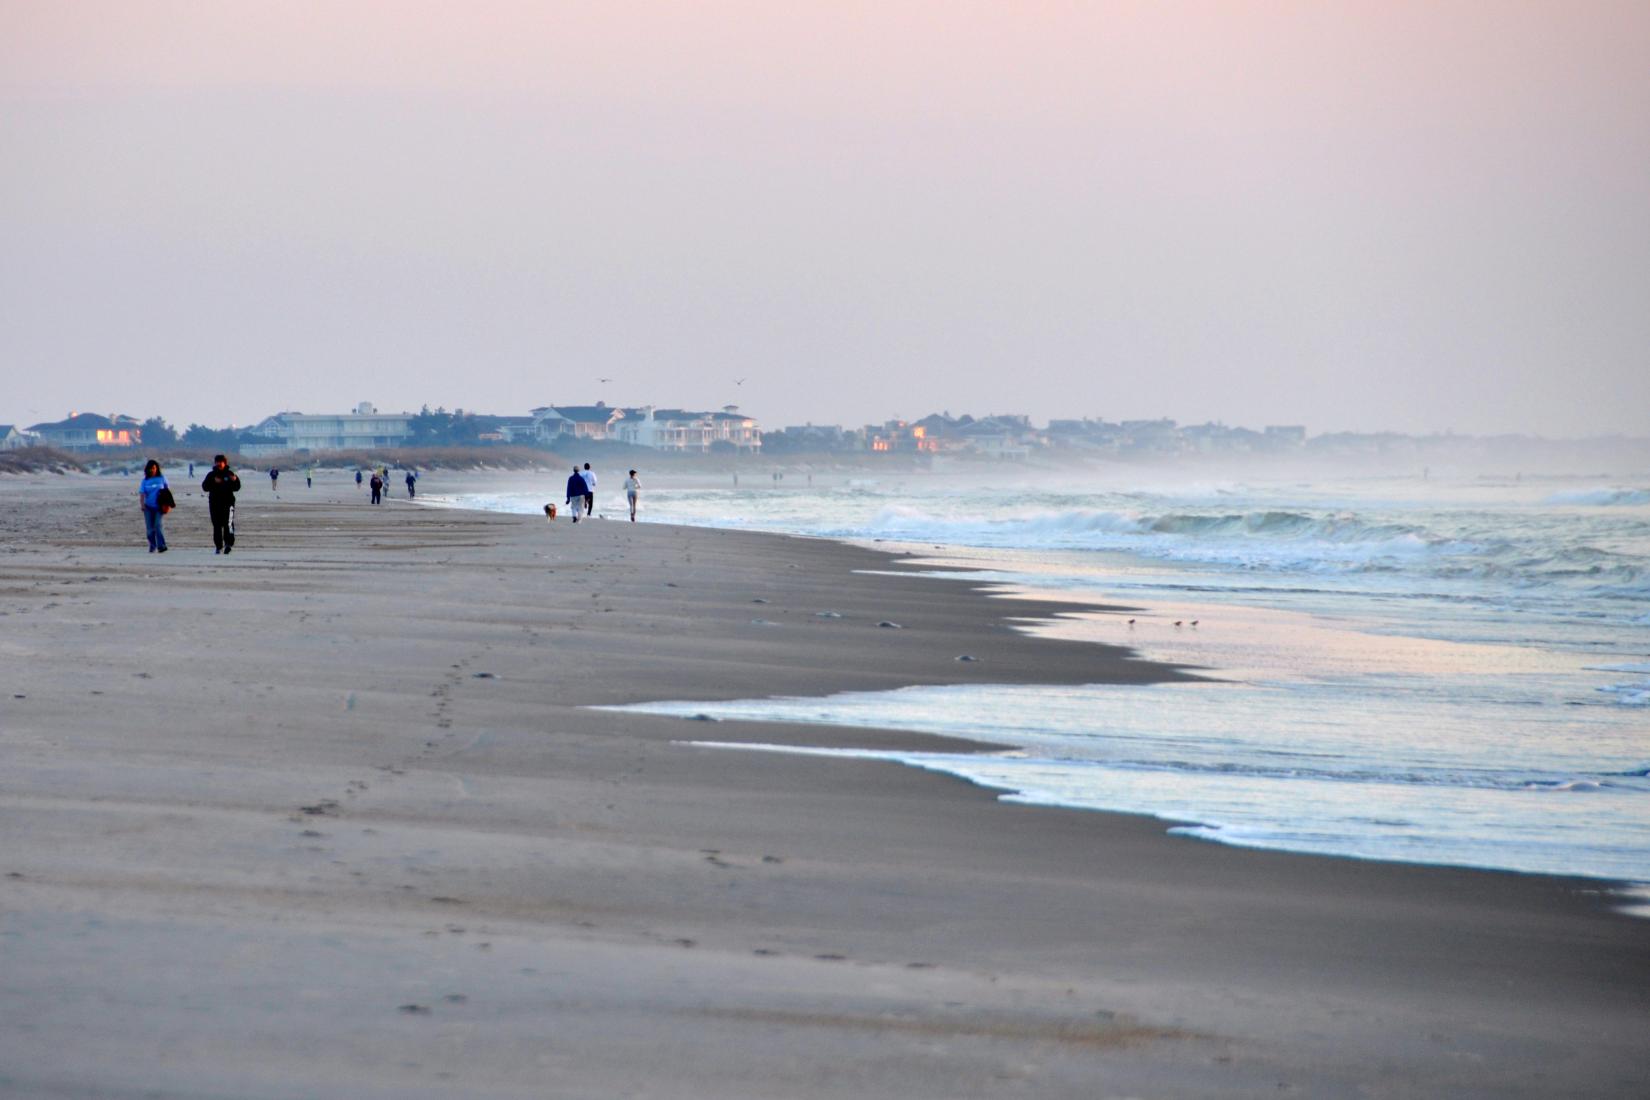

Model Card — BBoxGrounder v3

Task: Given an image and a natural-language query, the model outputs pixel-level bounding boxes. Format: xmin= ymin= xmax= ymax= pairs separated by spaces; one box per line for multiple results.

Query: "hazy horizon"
xmin=4 ymin=1 xmax=1648 ymax=437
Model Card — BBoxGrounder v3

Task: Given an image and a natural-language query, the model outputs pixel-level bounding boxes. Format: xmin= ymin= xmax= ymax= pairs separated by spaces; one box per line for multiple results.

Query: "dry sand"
xmin=0 ymin=470 xmax=1645 ymax=1098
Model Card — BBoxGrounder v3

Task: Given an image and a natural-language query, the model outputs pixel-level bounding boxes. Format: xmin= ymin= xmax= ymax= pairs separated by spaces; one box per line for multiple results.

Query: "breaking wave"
xmin=860 ymin=505 xmax=1646 ymax=597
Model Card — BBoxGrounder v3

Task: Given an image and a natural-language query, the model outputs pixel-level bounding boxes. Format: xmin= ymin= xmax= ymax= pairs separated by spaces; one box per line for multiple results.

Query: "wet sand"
xmin=1 ymin=470 xmax=1645 ymax=1098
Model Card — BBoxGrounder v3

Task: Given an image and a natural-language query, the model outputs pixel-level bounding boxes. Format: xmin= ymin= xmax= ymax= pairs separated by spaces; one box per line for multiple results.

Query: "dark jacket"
xmin=566 ymin=473 xmax=588 ymax=502
xmin=200 ymin=467 xmax=241 ymax=505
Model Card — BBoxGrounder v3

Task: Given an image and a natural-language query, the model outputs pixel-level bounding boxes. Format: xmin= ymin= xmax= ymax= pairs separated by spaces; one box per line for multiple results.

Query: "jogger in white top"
xmin=623 ymin=470 xmax=640 ymax=522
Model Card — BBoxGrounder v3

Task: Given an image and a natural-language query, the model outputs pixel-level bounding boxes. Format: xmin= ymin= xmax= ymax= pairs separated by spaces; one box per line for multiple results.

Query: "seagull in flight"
xmin=598 ymin=377 xmax=613 ymax=384
xmin=733 ymin=378 xmax=746 ymax=386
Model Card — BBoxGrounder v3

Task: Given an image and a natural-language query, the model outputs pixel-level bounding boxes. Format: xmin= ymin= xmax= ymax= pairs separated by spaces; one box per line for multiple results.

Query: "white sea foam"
xmin=608 ymin=661 xmax=1650 ymax=884
xmin=1596 ymin=682 xmax=1650 ymax=705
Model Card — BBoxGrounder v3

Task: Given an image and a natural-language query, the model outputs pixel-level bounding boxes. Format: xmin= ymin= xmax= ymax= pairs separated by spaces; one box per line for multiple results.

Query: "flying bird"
xmin=733 ymin=378 xmax=746 ymax=386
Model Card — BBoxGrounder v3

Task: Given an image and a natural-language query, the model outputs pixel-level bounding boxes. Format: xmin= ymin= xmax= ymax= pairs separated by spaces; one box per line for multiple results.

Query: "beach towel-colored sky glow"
xmin=2 ymin=1 xmax=1647 ymax=436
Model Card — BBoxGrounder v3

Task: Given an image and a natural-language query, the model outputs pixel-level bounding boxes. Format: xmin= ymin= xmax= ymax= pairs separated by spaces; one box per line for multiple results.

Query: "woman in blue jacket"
xmin=138 ymin=459 xmax=170 ymax=553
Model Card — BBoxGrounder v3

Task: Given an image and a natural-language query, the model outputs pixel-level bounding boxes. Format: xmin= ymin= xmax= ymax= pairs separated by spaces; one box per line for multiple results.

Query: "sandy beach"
xmin=1 ymin=470 xmax=1645 ymax=1098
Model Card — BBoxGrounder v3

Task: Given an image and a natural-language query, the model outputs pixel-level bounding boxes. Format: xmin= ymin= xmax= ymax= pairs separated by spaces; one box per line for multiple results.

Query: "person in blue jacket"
xmin=566 ymin=467 xmax=588 ymax=522
xmin=138 ymin=459 xmax=170 ymax=553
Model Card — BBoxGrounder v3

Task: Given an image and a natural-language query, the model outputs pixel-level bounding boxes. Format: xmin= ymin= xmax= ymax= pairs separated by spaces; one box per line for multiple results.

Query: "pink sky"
xmin=3 ymin=1 xmax=1647 ymax=434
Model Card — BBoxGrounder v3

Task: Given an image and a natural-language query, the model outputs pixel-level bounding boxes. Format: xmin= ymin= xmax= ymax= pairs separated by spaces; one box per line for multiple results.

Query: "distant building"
xmin=0 ymin=424 xmax=35 ymax=450
xmin=957 ymin=415 xmax=1037 ymax=459
xmin=707 ymin=406 xmax=761 ymax=452
xmin=614 ymin=406 xmax=762 ymax=452
xmin=536 ymin=402 xmax=625 ymax=441
xmin=249 ymin=402 xmax=414 ymax=453
xmin=474 ymin=415 xmax=538 ymax=444
xmin=1263 ymin=425 xmax=1307 ymax=447
xmin=865 ymin=419 xmax=913 ymax=452
xmin=24 ymin=413 xmax=142 ymax=450
xmin=527 ymin=406 xmax=575 ymax=443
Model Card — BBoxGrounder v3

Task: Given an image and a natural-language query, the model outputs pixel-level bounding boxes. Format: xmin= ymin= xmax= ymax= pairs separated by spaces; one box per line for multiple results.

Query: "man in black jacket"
xmin=201 ymin=454 xmax=242 ymax=554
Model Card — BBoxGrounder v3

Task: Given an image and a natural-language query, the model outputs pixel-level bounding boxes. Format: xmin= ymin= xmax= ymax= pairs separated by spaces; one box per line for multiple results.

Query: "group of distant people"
xmin=561 ymin=464 xmax=640 ymax=522
xmin=136 ymin=459 xmax=430 ymax=553
xmin=137 ymin=458 xmax=654 ymax=553
xmin=137 ymin=454 xmax=654 ymax=554
xmin=351 ymin=466 xmax=416 ymax=504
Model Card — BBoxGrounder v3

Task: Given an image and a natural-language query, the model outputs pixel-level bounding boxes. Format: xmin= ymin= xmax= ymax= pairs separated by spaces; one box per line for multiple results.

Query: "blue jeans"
xmin=143 ymin=506 xmax=167 ymax=551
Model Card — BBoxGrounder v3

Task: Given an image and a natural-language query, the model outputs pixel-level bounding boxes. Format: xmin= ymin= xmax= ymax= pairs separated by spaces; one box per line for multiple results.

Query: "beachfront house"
xmin=0 ymin=424 xmax=36 ymax=450
xmin=708 ymin=407 xmax=762 ymax=452
xmin=25 ymin=412 xmax=143 ymax=450
xmin=958 ymin=415 xmax=1038 ymax=459
xmin=868 ymin=418 xmax=952 ymax=453
xmin=247 ymin=403 xmax=415 ymax=453
xmin=612 ymin=406 xmax=763 ymax=452
xmin=537 ymin=403 xmax=626 ymax=441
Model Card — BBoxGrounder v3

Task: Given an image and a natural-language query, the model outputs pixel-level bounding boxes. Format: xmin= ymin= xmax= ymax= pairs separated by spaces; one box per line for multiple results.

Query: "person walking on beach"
xmin=566 ymin=466 xmax=588 ymax=522
xmin=368 ymin=471 xmax=383 ymax=505
xmin=269 ymin=467 xmax=279 ymax=491
xmin=200 ymin=454 xmax=241 ymax=554
xmin=405 ymin=470 xmax=417 ymax=498
xmin=355 ymin=469 xmax=363 ymax=488
xmin=305 ymin=467 xmax=313 ymax=489
xmin=138 ymin=459 xmax=171 ymax=553
xmin=581 ymin=463 xmax=596 ymax=516
xmin=623 ymin=469 xmax=640 ymax=522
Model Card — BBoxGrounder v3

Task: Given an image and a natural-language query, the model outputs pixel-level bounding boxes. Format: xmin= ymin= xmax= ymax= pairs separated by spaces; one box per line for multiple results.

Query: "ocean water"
xmin=430 ymin=470 xmax=1650 ymax=888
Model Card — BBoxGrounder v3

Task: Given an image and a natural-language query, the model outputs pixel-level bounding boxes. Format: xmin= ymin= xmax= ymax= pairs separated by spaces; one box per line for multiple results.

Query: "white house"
xmin=251 ymin=403 xmax=414 ymax=453
xmin=0 ymin=424 xmax=36 ymax=450
xmin=614 ymin=406 xmax=761 ymax=452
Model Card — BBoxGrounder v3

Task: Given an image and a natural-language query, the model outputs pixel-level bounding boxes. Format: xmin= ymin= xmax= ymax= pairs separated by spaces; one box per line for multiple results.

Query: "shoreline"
xmin=2 ymin=471 xmax=1646 ymax=1097
xmin=438 ymin=485 xmax=1649 ymax=892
